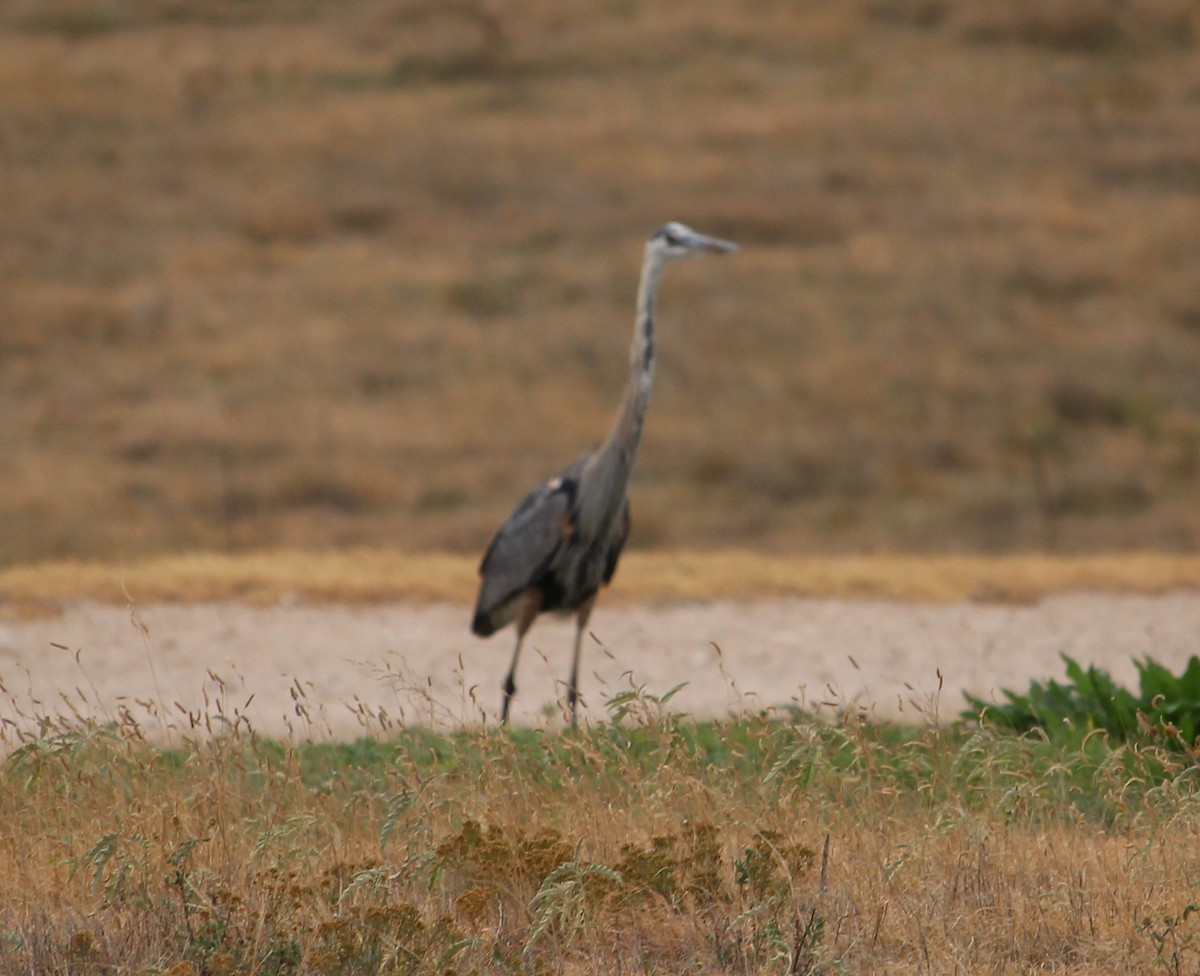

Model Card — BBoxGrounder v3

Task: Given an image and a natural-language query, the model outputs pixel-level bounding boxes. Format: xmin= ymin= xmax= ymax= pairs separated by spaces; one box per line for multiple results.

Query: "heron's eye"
xmin=654 ymin=225 xmax=682 ymax=246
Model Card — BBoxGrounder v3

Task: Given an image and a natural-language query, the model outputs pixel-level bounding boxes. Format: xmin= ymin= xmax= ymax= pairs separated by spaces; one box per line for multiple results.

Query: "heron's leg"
xmin=500 ymin=631 xmax=524 ymax=725
xmin=501 ymin=591 xmax=541 ymax=725
xmin=566 ymin=595 xmax=596 ymax=729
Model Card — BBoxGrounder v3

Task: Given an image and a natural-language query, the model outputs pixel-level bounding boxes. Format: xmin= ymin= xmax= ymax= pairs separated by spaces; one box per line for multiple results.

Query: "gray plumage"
xmin=472 ymin=222 xmax=737 ymax=726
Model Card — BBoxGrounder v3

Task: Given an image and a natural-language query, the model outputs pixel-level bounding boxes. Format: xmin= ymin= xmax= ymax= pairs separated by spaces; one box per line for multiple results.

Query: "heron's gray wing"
xmin=603 ymin=498 xmax=631 ymax=584
xmin=475 ymin=475 xmax=578 ymax=619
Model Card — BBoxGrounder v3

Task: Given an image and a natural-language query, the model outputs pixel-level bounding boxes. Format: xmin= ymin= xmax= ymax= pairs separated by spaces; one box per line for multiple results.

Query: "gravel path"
xmin=1 ymin=594 xmax=1198 ymax=740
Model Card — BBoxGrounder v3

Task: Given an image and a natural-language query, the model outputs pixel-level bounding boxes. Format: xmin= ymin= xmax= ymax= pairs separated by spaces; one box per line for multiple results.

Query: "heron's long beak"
xmin=683 ymin=229 xmax=739 ymax=254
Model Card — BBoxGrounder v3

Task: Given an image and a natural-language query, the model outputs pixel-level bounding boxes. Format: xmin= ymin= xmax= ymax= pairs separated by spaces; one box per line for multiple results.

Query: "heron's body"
xmin=470 ymin=451 xmax=629 ymax=638
xmin=471 ymin=222 xmax=736 ymax=725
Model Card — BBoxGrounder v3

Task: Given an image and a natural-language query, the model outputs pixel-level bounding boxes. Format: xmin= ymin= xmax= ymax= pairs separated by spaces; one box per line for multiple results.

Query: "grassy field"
xmin=5 ymin=5 xmax=1200 ymax=972
xmin=3 ymin=1 xmax=1200 ymax=566
xmin=4 ymin=549 xmax=1200 ymax=612
xmin=5 ymin=702 xmax=1200 ymax=974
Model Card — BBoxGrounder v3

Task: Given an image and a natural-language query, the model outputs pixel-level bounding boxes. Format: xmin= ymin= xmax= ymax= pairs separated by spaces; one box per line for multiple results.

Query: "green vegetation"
xmin=5 ymin=684 xmax=1200 ymax=974
xmin=966 ymin=653 xmax=1200 ymax=752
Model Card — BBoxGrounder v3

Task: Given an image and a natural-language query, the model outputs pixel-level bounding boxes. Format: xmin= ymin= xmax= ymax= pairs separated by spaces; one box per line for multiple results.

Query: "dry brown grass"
xmin=2 ymin=1 xmax=1199 ymax=567
xmin=8 ymin=11 xmax=1200 ymax=966
xmin=3 ymin=696 xmax=1200 ymax=974
xmin=2 ymin=549 xmax=1199 ymax=610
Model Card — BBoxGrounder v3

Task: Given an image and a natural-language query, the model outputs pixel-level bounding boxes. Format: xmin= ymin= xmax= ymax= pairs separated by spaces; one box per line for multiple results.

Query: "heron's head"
xmin=648 ymin=221 xmax=738 ymax=262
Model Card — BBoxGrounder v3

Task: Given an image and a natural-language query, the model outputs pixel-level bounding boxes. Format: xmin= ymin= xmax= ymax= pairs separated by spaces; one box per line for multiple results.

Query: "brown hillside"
xmin=3 ymin=0 xmax=1199 ymax=564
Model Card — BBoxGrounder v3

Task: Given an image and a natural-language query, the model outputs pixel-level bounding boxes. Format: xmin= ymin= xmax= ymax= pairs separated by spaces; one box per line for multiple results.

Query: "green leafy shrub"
xmin=964 ymin=654 xmax=1200 ymax=749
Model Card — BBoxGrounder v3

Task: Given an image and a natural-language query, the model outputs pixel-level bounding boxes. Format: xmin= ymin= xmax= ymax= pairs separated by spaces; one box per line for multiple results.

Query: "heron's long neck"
xmin=599 ymin=248 xmax=664 ymax=473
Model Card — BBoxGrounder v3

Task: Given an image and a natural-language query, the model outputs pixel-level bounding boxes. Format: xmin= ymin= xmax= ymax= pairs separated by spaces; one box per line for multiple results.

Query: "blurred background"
xmin=2 ymin=0 xmax=1199 ymax=567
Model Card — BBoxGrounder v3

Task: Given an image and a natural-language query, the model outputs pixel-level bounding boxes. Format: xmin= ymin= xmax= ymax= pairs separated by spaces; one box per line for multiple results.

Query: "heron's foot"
xmin=566 ymin=686 xmax=579 ymax=729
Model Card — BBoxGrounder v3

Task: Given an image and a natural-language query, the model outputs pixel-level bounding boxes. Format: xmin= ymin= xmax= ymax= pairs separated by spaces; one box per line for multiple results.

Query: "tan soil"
xmin=1 ymin=594 xmax=1198 ymax=741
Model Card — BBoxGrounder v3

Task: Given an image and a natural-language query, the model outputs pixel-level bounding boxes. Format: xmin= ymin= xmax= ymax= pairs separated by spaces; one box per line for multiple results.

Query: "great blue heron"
xmin=471 ymin=222 xmax=737 ymax=726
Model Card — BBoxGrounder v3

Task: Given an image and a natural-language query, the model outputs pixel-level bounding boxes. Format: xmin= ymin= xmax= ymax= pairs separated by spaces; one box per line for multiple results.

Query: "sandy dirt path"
xmin=1 ymin=594 xmax=1198 ymax=740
